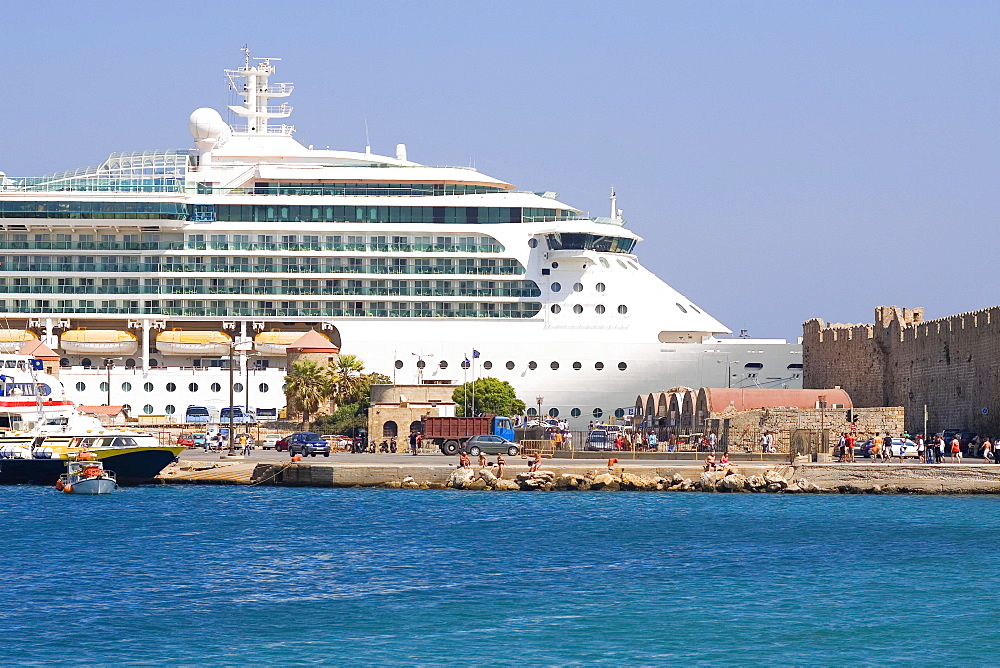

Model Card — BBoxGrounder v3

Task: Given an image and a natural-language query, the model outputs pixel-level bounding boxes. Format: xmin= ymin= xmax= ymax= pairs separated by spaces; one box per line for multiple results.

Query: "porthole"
xmin=60 ymin=358 xmax=70 ymax=367
xmin=150 ymin=359 xmax=159 ymax=367
xmin=573 ymin=282 xmax=583 ymax=292
xmin=143 ymin=382 xmax=153 ymax=392
xmin=394 ymin=359 xmax=403 ymax=369
xmin=259 ymin=383 xmax=269 ymax=393
xmin=593 ymin=408 xmax=604 ymax=418
xmin=483 ymin=361 xmax=493 ymax=370
xmin=416 ymin=360 xmax=426 ymax=369
xmin=211 ymin=383 xmax=222 ymax=393
xmin=188 ymin=383 xmax=198 ymax=393
xmin=689 ymin=304 xmax=701 ymax=313
xmin=676 ymin=303 xmax=688 ymax=313
xmin=551 ymin=262 xmax=559 ymax=268
xmin=596 ymin=282 xmax=606 ymax=292
xmin=121 ymin=382 xmax=132 ymax=392
xmin=527 ymin=407 xmax=537 ymax=416
xmin=617 ymin=260 xmax=627 ymax=269
xmin=618 ymin=305 xmax=628 ymax=315
xmin=122 ymin=404 xmax=132 ymax=413
xmin=615 ymin=408 xmax=626 ymax=418
xmin=461 ymin=360 xmax=470 ymax=370
xmin=628 ymin=261 xmax=638 ymax=270
xmin=165 ymin=405 xmax=176 ymax=415
xmin=81 ymin=358 xmax=92 ymax=368
xmin=125 ymin=358 xmax=136 ymax=368
xmin=143 ymin=404 xmax=154 ymax=415
xmin=506 ymin=361 xmax=515 ymax=370
xmin=599 ymin=258 xmax=609 ymax=268
xmin=550 ymin=304 xmax=561 ymax=314
xmin=528 ymin=238 xmax=538 ymax=248
xmin=439 ymin=360 xmax=448 ymax=369
xmin=99 ymin=381 xmax=109 ymax=393
xmin=571 ymin=408 xmax=581 ymax=417
xmin=618 ymin=362 xmax=628 ymax=371
xmin=573 ymin=304 xmax=583 ymax=314
xmin=234 ymin=382 xmax=244 ymax=393
xmin=550 ymin=407 xmax=560 ymax=417
xmin=595 ymin=304 xmax=606 ymax=314
xmin=75 ymin=382 xmax=86 ymax=392
xmin=551 ymin=282 xmax=562 ymax=292
xmin=550 ymin=361 xmax=559 ymax=370
xmin=528 ymin=361 xmax=538 ymax=370
xmin=595 ymin=362 xmax=604 ymax=371
xmin=573 ymin=361 xmax=582 ymax=370
xmin=166 ymin=382 xmax=176 ymax=392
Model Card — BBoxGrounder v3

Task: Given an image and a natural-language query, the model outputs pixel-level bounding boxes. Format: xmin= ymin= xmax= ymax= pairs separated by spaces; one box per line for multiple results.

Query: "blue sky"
xmin=3 ymin=0 xmax=997 ymax=339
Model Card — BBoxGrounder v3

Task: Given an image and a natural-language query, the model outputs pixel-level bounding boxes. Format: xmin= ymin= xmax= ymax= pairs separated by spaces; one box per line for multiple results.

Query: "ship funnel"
xmin=396 ymin=143 xmax=407 ymax=161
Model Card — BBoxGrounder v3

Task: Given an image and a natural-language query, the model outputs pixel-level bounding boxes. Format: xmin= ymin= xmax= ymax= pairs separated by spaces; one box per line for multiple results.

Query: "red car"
xmin=275 ymin=436 xmax=290 ymax=452
xmin=177 ymin=434 xmax=195 ymax=447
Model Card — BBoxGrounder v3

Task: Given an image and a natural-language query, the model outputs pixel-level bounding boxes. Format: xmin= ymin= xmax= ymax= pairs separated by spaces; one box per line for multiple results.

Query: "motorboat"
xmin=56 ymin=458 xmax=117 ymax=494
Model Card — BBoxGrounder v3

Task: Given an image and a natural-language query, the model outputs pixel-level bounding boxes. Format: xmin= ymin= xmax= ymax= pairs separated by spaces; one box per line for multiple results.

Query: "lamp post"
xmin=411 ymin=352 xmax=434 ymax=384
xmin=536 ymin=396 xmax=544 ymax=422
xmin=228 ymin=345 xmax=235 ymax=455
xmin=818 ymin=394 xmax=828 ymax=457
xmin=103 ymin=357 xmax=122 ymax=406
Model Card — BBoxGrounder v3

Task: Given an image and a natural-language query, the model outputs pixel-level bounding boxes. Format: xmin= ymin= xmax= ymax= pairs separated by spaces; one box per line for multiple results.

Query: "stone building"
xmin=283 ymin=330 xmax=339 ymax=419
xmin=803 ymin=305 xmax=1000 ymax=435
xmin=367 ymin=383 xmax=457 ymax=441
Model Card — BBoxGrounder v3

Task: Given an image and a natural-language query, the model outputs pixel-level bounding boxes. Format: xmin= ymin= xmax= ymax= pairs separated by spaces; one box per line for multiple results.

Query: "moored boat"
xmin=56 ymin=459 xmax=117 ymax=494
xmin=60 ymin=329 xmax=138 ymax=355
xmin=155 ymin=329 xmax=232 ymax=355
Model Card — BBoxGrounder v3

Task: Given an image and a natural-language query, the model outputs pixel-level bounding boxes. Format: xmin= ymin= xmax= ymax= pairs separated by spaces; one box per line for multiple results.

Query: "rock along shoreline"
xmin=155 ymin=459 xmax=1000 ymax=495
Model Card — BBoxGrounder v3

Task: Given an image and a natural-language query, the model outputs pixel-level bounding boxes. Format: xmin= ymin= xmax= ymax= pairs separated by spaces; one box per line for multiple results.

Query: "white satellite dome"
xmin=188 ymin=108 xmax=231 ymax=149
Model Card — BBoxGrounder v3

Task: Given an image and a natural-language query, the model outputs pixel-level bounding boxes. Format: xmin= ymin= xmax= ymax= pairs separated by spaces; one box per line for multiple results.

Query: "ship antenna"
xmin=364 ymin=118 xmax=371 ymax=155
xmin=242 ymin=44 xmax=250 ymax=68
xmin=610 ymin=186 xmax=617 ymax=219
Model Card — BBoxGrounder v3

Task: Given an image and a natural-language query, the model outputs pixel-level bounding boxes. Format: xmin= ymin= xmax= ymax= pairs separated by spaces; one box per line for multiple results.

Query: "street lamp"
xmin=536 ymin=396 xmax=544 ymax=421
xmin=227 ymin=345 xmax=235 ymax=455
xmin=103 ymin=357 xmax=122 ymax=406
xmin=818 ymin=394 xmax=828 ymax=456
xmin=411 ymin=352 xmax=434 ymax=384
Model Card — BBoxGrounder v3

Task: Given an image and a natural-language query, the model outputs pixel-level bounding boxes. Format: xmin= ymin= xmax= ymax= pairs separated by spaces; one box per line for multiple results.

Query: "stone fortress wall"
xmin=804 ymin=305 xmax=1000 ymax=436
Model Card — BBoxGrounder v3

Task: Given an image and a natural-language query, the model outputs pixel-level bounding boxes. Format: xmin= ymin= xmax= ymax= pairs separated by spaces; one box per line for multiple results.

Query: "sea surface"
xmin=3 ymin=486 xmax=1000 ymax=665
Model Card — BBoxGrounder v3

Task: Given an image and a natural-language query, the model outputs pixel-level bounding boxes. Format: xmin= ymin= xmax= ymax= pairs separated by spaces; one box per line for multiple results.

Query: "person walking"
xmin=937 ymin=435 xmax=946 ymax=464
xmin=495 ymin=453 xmax=506 ymax=479
xmin=917 ymin=435 xmax=926 ymax=463
xmin=981 ymin=437 xmax=993 ymax=463
xmin=951 ymin=435 xmax=962 ymax=463
xmin=845 ymin=432 xmax=856 ymax=463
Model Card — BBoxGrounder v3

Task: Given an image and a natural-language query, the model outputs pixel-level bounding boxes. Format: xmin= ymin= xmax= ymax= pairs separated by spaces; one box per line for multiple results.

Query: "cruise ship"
xmin=0 ymin=50 xmax=801 ymax=428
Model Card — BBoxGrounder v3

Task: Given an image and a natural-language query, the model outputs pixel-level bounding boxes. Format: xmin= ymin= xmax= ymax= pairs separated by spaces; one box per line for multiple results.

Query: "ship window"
xmin=593 ymin=408 xmax=603 ymax=418
xmin=527 ymin=408 xmax=537 ymax=416
xmin=615 ymin=408 xmax=625 ymax=418
xmin=618 ymin=305 xmax=628 ymax=315
xmin=528 ymin=361 xmax=537 ymax=370
xmin=528 ymin=238 xmax=538 ymax=248
xmin=549 ymin=408 xmax=560 ymax=417
xmin=81 ymin=358 xmax=92 ymax=368
xmin=143 ymin=404 xmax=154 ymax=414
xmin=259 ymin=383 xmax=269 ymax=393
xmin=461 ymin=360 xmax=470 ymax=370
xmin=166 ymin=383 xmax=176 ymax=392
xmin=689 ymin=304 xmax=701 ymax=313
xmin=618 ymin=362 xmax=627 ymax=371
xmin=144 ymin=382 xmax=153 ymax=392
xmin=125 ymin=359 xmax=136 ymax=369
xmin=483 ymin=361 xmax=492 ymax=370
xmin=595 ymin=305 xmax=606 ymax=314
xmin=188 ymin=383 xmax=198 ymax=393
xmin=596 ymin=282 xmax=605 ymax=292
xmin=395 ymin=360 xmax=403 ymax=369
xmin=506 ymin=361 xmax=515 ymax=370
xmin=100 ymin=382 xmax=109 ymax=393
xmin=234 ymin=383 xmax=244 ymax=393
xmin=676 ymin=303 xmax=688 ymax=313
xmin=617 ymin=260 xmax=627 ymax=269
xmin=573 ymin=304 xmax=583 ymax=314
xmin=439 ymin=360 xmax=448 ymax=369
xmin=788 ymin=363 xmax=803 ymax=370
xmin=599 ymin=258 xmax=609 ymax=268
xmin=211 ymin=383 xmax=222 ymax=392
xmin=75 ymin=382 xmax=85 ymax=391
xmin=121 ymin=382 xmax=132 ymax=392
xmin=628 ymin=261 xmax=638 ymax=270
xmin=550 ymin=305 xmax=561 ymax=314
xmin=551 ymin=262 xmax=558 ymax=269
xmin=573 ymin=283 xmax=583 ymax=292
xmin=416 ymin=360 xmax=426 ymax=369
xmin=165 ymin=405 xmax=175 ymax=415
xmin=550 ymin=361 xmax=559 ymax=370
xmin=744 ymin=363 xmax=764 ymax=370
xmin=595 ymin=362 xmax=604 ymax=371
xmin=551 ymin=282 xmax=561 ymax=292
xmin=571 ymin=408 xmax=581 ymax=417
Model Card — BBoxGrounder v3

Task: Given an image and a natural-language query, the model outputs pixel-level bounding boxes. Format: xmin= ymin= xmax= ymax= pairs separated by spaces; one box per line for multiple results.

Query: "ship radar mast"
xmin=610 ymin=186 xmax=623 ymax=221
xmin=224 ymin=46 xmax=295 ymax=136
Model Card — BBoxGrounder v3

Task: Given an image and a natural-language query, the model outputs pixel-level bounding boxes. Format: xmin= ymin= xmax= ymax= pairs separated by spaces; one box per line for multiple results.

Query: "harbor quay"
xmin=158 ymin=449 xmax=1000 ymax=494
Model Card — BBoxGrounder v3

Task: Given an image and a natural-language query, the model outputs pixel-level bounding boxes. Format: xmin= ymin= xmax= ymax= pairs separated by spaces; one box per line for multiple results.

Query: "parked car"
xmin=192 ymin=433 xmax=208 ymax=448
xmin=585 ymin=429 xmax=613 ymax=451
xmin=861 ymin=438 xmax=919 ymax=458
xmin=286 ymin=432 xmax=331 ymax=457
xmin=261 ymin=435 xmax=280 ymax=450
xmin=177 ymin=434 xmax=195 ymax=447
xmin=942 ymin=429 xmax=977 ymax=447
xmin=461 ymin=434 xmax=520 ymax=456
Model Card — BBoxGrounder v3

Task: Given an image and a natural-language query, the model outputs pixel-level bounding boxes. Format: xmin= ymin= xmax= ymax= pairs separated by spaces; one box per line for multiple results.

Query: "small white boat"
xmin=55 ymin=459 xmax=117 ymax=494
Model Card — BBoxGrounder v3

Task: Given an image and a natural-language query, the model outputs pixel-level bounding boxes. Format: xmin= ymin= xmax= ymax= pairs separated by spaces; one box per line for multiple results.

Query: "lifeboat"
xmin=60 ymin=329 xmax=138 ymax=355
xmin=0 ymin=330 xmax=38 ymax=353
xmin=155 ymin=330 xmax=232 ymax=356
xmin=254 ymin=330 xmax=315 ymax=356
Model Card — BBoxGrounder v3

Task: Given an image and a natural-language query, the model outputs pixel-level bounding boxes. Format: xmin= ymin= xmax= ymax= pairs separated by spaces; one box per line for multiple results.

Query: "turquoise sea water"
xmin=3 ymin=485 xmax=1000 ymax=665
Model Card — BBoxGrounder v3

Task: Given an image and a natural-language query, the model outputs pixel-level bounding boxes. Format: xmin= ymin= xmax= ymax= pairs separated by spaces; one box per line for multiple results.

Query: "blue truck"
xmin=423 ymin=415 xmax=516 ymax=455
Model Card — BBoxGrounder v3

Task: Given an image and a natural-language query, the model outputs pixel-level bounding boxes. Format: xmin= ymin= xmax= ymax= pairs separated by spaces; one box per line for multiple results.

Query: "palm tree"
xmin=328 ymin=354 xmax=365 ymax=411
xmin=285 ymin=359 xmax=333 ymax=428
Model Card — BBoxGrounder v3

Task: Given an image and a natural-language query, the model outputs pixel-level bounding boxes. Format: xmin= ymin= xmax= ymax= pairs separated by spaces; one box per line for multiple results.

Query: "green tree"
xmin=453 ymin=377 xmax=526 ymax=417
xmin=328 ymin=354 xmax=366 ymax=410
xmin=285 ymin=359 xmax=333 ymax=428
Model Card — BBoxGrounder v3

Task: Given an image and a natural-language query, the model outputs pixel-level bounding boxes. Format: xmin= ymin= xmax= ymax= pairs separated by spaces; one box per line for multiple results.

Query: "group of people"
xmin=836 ymin=432 xmax=995 ymax=464
xmin=703 ymin=451 xmax=736 ymax=472
xmin=457 ymin=451 xmax=509 ymax=478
